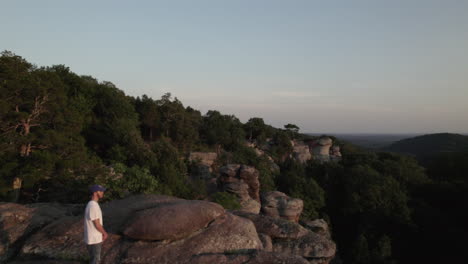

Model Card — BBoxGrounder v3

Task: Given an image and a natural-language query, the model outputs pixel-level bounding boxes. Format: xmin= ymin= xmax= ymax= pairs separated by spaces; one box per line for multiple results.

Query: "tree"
xmin=277 ymin=158 xmax=325 ymax=219
xmin=200 ymin=110 xmax=245 ymax=151
xmin=284 ymin=123 xmax=299 ymax=133
xmin=135 ymin=95 xmax=160 ymax=141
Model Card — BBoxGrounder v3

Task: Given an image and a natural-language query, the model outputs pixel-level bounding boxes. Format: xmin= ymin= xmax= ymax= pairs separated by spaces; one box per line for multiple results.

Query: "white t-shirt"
xmin=84 ymin=200 xmax=103 ymax=245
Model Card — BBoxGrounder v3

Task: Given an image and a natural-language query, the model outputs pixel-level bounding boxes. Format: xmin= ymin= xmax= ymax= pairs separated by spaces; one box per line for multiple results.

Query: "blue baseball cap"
xmin=89 ymin=184 xmax=106 ymax=193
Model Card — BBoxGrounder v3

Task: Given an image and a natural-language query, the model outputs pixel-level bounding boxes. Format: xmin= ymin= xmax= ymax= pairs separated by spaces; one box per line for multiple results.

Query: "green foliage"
xmin=244 ymin=117 xmax=274 ymax=144
xmin=344 ymin=165 xmax=410 ymax=223
xmin=103 ymin=163 xmax=159 ymax=199
xmin=277 ymin=159 xmax=325 ymax=219
xmin=200 ymin=110 xmax=245 ymax=150
xmin=284 ymin=123 xmax=300 ymax=139
xmin=141 ymin=93 xmax=202 ymax=151
xmin=150 ymin=137 xmax=191 ymax=198
xmin=211 ymin=192 xmax=241 ymax=210
xmin=351 ymin=233 xmax=371 ymax=264
xmin=269 ymin=130 xmax=293 ymax=162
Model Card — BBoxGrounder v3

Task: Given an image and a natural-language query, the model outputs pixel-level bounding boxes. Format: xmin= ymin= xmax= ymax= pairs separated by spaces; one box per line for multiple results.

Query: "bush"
xmin=211 ymin=192 xmax=241 ymax=210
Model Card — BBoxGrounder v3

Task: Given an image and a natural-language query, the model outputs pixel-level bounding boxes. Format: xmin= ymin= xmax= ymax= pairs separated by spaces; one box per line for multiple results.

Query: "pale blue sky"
xmin=2 ymin=0 xmax=467 ymax=133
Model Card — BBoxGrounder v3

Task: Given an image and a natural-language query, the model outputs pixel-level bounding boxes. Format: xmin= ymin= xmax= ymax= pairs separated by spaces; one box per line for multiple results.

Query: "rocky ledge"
xmin=1 ymin=194 xmax=336 ymax=264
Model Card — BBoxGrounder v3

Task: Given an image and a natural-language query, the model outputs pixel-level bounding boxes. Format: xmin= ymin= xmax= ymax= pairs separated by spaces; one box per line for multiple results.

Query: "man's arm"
xmin=92 ymin=219 xmax=108 ymax=241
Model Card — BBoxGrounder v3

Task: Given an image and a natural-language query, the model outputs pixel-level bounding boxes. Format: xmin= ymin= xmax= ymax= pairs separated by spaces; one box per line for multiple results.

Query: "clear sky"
xmin=2 ymin=0 xmax=467 ymax=134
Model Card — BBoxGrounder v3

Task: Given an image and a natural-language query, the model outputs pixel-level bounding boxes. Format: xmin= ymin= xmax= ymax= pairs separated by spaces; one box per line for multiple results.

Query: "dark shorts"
xmin=87 ymin=242 xmax=102 ymax=264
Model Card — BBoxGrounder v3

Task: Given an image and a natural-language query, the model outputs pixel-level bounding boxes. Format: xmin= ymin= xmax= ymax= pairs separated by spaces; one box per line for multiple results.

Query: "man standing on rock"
xmin=84 ymin=184 xmax=108 ymax=264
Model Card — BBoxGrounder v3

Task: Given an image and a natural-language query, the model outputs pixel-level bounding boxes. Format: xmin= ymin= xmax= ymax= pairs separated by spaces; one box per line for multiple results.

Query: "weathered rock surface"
xmin=189 ymin=152 xmax=218 ymax=180
xmin=219 ymin=165 xmax=260 ymax=201
xmin=300 ymin=219 xmax=331 ymax=238
xmin=123 ymin=200 xmax=225 ymax=241
xmin=239 ymin=198 xmax=261 ymax=214
xmin=273 ymin=232 xmax=336 ymax=263
xmin=4 ymin=194 xmax=336 ymax=264
xmin=238 ymin=166 xmax=260 ymax=201
xmin=219 ymin=164 xmax=261 ymax=213
xmin=330 ymin=146 xmax=342 ymax=162
xmin=20 ymin=216 xmax=124 ymax=263
xmin=261 ymin=191 xmax=304 ymax=222
xmin=232 ymin=211 xmax=309 ymax=239
xmin=190 ymin=250 xmax=310 ymax=264
xmin=258 ymin=233 xmax=273 ymax=252
xmin=233 ymin=211 xmax=336 ymax=263
xmin=189 ymin=152 xmax=218 ymax=168
xmin=0 ymin=202 xmax=79 ymax=262
xmin=292 ymin=141 xmax=312 ymax=164
xmin=309 ymin=137 xmax=333 ymax=162
xmin=102 ymin=194 xmax=181 ymax=233
xmin=122 ymin=213 xmax=262 ymax=264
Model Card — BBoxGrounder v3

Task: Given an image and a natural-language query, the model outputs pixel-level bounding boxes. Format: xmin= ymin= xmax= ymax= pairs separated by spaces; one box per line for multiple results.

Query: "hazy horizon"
xmin=2 ymin=0 xmax=467 ymax=134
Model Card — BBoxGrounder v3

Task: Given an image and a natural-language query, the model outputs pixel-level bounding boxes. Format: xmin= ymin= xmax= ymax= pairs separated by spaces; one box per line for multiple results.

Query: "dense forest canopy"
xmin=1 ymin=51 xmax=467 ymax=264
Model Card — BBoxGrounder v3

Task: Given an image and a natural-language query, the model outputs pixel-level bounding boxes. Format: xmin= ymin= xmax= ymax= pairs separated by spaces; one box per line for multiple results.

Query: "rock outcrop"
xmin=189 ymin=152 xmax=218 ymax=180
xmin=330 ymin=146 xmax=342 ymax=161
xmin=189 ymin=152 xmax=218 ymax=169
xmin=122 ymin=213 xmax=262 ymax=264
xmin=292 ymin=140 xmax=312 ymax=164
xmin=309 ymin=137 xmax=333 ymax=162
xmin=0 ymin=202 xmax=81 ymax=262
xmin=232 ymin=211 xmax=336 ymax=264
xmin=218 ymin=164 xmax=261 ymax=213
xmin=123 ymin=200 xmax=225 ymax=241
xmin=2 ymin=194 xmax=336 ymax=264
xmin=261 ymin=191 xmax=304 ymax=222
xmin=301 ymin=219 xmax=331 ymax=238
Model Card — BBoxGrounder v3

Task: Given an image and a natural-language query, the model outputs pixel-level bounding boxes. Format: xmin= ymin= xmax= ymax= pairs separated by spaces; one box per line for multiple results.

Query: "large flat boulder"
xmin=123 ymin=200 xmax=225 ymax=241
xmin=101 ymin=194 xmax=181 ymax=233
xmin=122 ymin=213 xmax=262 ymax=264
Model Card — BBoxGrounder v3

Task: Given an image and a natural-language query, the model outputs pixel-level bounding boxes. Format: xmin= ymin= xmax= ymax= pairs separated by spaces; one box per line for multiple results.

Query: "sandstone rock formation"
xmin=301 ymin=219 xmax=331 ymax=238
xmin=330 ymin=145 xmax=342 ymax=162
xmin=232 ymin=211 xmax=309 ymax=240
xmin=218 ymin=164 xmax=261 ymax=213
xmin=232 ymin=211 xmax=336 ymax=264
xmin=189 ymin=152 xmax=218 ymax=168
xmin=309 ymin=137 xmax=333 ymax=162
xmin=189 ymin=152 xmax=218 ymax=180
xmin=273 ymin=232 xmax=336 ymax=264
xmin=0 ymin=202 xmax=81 ymax=262
xmin=122 ymin=213 xmax=262 ymax=264
xmin=292 ymin=140 xmax=313 ymax=164
xmin=261 ymin=191 xmax=304 ymax=222
xmin=123 ymin=200 xmax=225 ymax=241
xmin=1 ymin=195 xmax=336 ymax=264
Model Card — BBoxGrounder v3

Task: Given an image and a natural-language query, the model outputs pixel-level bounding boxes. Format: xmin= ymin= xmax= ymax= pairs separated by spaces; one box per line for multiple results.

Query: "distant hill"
xmin=383 ymin=133 xmax=468 ymax=158
xmin=307 ymin=133 xmax=421 ymax=149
